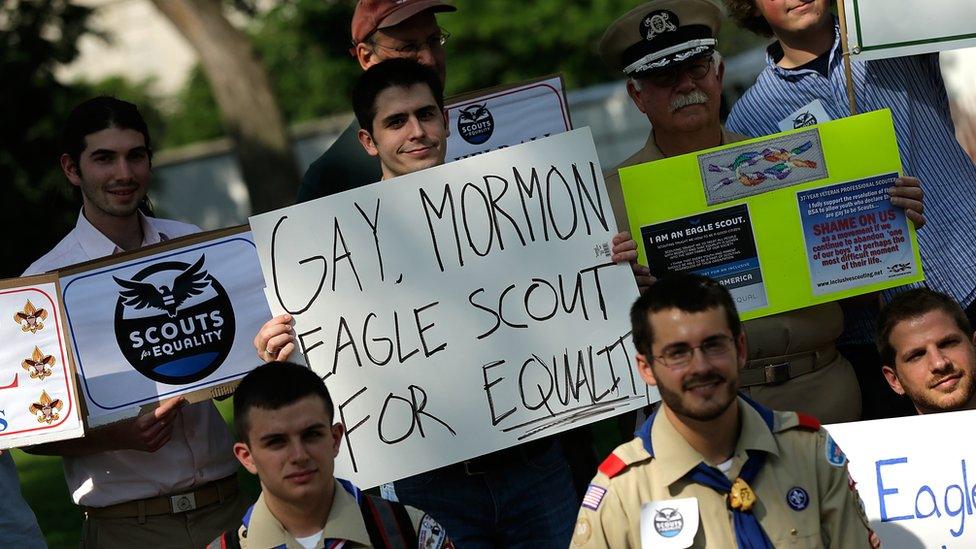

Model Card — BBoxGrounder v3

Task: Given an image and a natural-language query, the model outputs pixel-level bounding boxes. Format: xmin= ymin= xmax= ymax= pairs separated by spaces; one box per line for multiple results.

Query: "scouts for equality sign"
xmin=0 ymin=274 xmax=84 ymax=449
xmin=621 ymin=110 xmax=923 ymax=321
xmin=58 ymin=227 xmax=272 ymax=426
xmin=825 ymin=410 xmax=976 ymax=548
xmin=445 ymin=75 xmax=572 ymax=162
xmin=842 ymin=0 xmax=976 ymax=61
xmin=249 ymin=128 xmax=653 ymax=488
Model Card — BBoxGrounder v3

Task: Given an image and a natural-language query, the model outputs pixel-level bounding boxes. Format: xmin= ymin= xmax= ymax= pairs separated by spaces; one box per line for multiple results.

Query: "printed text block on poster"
xmin=621 ymin=110 xmax=923 ymax=321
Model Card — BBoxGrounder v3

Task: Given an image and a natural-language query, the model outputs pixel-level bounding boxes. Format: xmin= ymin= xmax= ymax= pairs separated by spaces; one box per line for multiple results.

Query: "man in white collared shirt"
xmin=21 ymin=96 xmax=247 ymax=548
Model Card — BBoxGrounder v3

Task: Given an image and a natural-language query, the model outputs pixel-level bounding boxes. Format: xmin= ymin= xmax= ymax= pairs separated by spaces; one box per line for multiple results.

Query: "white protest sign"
xmin=445 ymin=75 xmax=572 ymax=162
xmin=843 ymin=0 xmax=976 ymax=61
xmin=0 ymin=274 xmax=84 ymax=449
xmin=249 ymin=128 xmax=653 ymax=488
xmin=59 ymin=227 xmax=272 ymax=426
xmin=826 ymin=410 xmax=976 ymax=548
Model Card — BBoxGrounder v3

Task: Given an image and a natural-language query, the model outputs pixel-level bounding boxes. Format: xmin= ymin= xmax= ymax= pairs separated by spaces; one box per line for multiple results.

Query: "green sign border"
xmin=852 ymin=0 xmax=976 ymax=52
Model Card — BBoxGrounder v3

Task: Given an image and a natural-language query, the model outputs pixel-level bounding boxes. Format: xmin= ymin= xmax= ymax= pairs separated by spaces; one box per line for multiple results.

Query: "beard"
xmin=656 ymin=369 xmax=739 ymax=421
xmin=902 ymin=369 xmax=976 ymax=414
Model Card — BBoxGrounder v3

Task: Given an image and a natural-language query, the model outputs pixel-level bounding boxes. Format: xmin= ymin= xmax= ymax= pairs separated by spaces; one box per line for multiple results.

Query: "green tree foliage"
xmin=440 ymin=1 xmax=765 ymax=95
xmin=163 ymin=0 xmax=361 ymax=147
xmin=0 ymin=0 xmax=93 ymax=276
xmin=160 ymin=0 xmax=765 ymax=148
xmin=159 ymin=66 xmax=224 ymax=147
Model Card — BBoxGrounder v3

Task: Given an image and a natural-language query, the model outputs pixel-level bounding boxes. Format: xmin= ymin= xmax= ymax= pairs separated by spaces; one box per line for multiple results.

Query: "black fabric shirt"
xmin=296 ymin=119 xmax=383 ymax=203
xmin=769 ymin=41 xmax=831 ymax=78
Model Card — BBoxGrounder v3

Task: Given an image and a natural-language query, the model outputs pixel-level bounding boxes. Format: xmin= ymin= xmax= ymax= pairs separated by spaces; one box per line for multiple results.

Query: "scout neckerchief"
xmin=637 ymin=394 xmax=775 ymax=549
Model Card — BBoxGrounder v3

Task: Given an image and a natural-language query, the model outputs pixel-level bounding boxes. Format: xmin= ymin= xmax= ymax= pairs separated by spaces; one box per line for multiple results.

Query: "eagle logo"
xmin=643 ymin=10 xmax=678 ymax=41
xmin=14 ymin=300 xmax=47 ymax=333
xmin=457 ymin=103 xmax=494 ymax=145
xmin=653 ymin=507 xmax=684 ymax=537
xmin=113 ymin=255 xmax=211 ymax=318
xmin=22 ymin=346 xmax=56 ymax=380
xmin=113 ymin=254 xmax=236 ymax=385
xmin=30 ymin=390 xmax=63 ymax=424
xmin=459 ymin=104 xmax=490 ymax=124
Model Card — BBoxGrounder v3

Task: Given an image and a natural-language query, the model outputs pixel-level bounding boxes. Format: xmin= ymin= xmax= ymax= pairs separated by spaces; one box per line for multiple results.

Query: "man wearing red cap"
xmin=295 ymin=0 xmax=455 ymax=204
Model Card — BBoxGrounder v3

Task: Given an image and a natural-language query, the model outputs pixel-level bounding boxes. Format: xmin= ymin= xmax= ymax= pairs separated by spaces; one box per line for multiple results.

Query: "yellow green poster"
xmin=620 ymin=110 xmax=924 ymax=321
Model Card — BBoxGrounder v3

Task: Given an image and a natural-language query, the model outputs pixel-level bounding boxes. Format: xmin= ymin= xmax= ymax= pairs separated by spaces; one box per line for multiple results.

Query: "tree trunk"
xmin=150 ymin=0 xmax=299 ymax=214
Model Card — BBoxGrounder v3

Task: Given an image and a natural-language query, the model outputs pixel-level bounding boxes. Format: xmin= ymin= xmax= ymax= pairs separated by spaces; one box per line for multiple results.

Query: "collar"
xmin=765 ymin=17 xmax=842 ymax=78
xmin=246 ymin=481 xmax=372 ymax=549
xmin=637 ymin=395 xmax=780 ymax=487
xmin=74 ymin=208 xmax=167 ymax=260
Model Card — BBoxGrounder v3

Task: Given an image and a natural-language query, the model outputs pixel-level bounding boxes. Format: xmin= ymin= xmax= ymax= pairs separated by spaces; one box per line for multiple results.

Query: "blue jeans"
xmin=392 ymin=440 xmax=579 ymax=548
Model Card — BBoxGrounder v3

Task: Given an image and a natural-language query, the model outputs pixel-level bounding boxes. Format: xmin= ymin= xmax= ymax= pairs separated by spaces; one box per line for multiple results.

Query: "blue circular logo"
xmin=653 ymin=507 xmax=684 ymax=538
xmin=787 ymin=486 xmax=809 ymax=511
xmin=458 ymin=104 xmax=494 ymax=145
xmin=113 ymin=255 xmax=235 ymax=385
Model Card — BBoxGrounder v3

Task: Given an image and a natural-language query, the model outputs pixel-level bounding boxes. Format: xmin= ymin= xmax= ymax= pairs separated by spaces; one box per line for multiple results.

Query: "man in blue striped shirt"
xmin=723 ymin=0 xmax=976 ymax=419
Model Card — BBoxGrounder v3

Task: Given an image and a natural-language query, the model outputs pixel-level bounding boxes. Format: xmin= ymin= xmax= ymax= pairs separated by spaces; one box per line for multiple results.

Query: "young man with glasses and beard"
xmin=571 ymin=273 xmax=879 ymax=548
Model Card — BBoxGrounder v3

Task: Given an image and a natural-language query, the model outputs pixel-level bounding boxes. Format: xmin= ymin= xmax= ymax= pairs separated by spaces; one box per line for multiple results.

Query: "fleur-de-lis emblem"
xmin=29 ymin=390 xmax=63 ymax=424
xmin=22 ymin=346 xmax=56 ymax=380
xmin=14 ymin=300 xmax=48 ymax=334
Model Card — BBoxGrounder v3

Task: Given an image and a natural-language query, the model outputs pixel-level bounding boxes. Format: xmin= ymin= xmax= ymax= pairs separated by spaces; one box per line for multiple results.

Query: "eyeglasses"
xmin=653 ymin=335 xmax=736 ymax=369
xmin=641 ymin=57 xmax=713 ymax=88
xmin=370 ymin=30 xmax=451 ymax=57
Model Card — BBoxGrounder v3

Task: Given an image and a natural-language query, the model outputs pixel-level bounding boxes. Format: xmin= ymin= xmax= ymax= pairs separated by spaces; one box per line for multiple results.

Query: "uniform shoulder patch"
xmin=796 ymin=412 xmax=821 ymax=431
xmin=773 ymin=410 xmax=821 ymax=433
xmin=825 ymin=433 xmax=847 ymax=467
xmin=582 ymin=484 xmax=608 ymax=510
xmin=418 ymin=514 xmax=452 ymax=549
xmin=598 ymin=453 xmax=627 ymax=478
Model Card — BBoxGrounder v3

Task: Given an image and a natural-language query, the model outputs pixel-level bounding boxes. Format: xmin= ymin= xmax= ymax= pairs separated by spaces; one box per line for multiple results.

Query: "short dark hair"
xmin=61 ymin=96 xmax=153 ymax=166
xmin=233 ymin=362 xmax=335 ymax=442
xmin=722 ymin=0 xmax=774 ymax=37
xmin=630 ymin=273 xmax=742 ymax=356
xmin=876 ymin=289 xmax=972 ymax=366
xmin=352 ymin=58 xmax=444 ymax=133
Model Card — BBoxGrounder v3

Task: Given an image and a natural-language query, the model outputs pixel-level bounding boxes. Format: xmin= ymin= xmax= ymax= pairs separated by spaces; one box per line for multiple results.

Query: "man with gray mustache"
xmin=597 ymin=0 xmax=921 ymax=423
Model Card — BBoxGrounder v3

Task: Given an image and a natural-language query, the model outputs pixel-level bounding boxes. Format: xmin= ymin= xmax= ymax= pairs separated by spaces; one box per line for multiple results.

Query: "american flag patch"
xmin=582 ymin=484 xmax=607 ymax=510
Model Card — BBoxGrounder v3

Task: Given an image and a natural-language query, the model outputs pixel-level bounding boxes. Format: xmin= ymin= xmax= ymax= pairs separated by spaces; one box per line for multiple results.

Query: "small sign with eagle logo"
xmin=58 ymin=226 xmax=272 ymax=426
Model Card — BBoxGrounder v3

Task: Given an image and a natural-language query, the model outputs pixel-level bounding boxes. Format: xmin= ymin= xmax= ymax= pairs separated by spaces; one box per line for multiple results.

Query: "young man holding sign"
xmin=21 ymin=97 xmax=247 ymax=548
xmin=572 ymin=273 xmax=878 ymax=548
xmin=210 ymin=362 xmax=452 ymax=549
xmin=263 ymin=57 xmax=585 ymax=547
xmin=877 ymin=289 xmax=976 ymax=415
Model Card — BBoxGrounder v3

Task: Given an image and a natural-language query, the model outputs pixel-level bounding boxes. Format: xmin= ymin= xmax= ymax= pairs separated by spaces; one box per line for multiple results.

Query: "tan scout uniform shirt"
xmin=572 ymin=399 xmax=875 ymax=548
xmin=239 ymin=482 xmax=442 ymax=549
xmin=604 ymin=131 xmax=859 ymax=423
